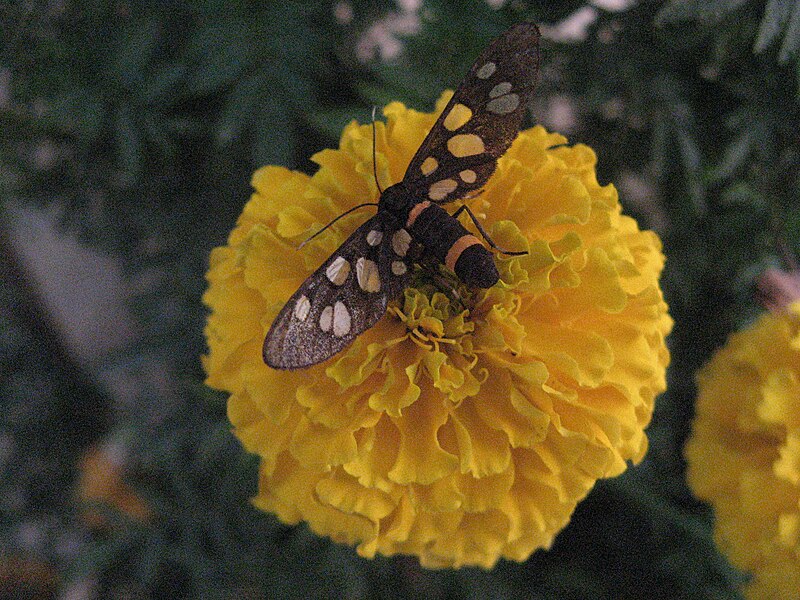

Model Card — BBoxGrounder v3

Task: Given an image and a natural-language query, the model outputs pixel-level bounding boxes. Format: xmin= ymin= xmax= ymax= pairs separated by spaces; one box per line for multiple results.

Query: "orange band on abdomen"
xmin=406 ymin=201 xmax=431 ymax=228
xmin=445 ymin=234 xmax=482 ymax=271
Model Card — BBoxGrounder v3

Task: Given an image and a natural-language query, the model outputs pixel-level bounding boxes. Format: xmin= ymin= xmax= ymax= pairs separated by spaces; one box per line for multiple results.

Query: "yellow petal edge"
xmin=203 ymin=92 xmax=672 ymax=569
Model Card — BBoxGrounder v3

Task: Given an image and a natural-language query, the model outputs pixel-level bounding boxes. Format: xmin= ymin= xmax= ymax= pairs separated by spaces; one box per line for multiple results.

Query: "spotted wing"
xmin=403 ymin=22 xmax=540 ymax=203
xmin=263 ymin=214 xmax=415 ymax=370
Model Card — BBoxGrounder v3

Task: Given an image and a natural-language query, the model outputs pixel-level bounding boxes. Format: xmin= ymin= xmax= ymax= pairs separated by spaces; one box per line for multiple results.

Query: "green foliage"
xmin=2 ymin=0 xmax=799 ymax=597
xmin=659 ymin=0 xmax=800 ymax=64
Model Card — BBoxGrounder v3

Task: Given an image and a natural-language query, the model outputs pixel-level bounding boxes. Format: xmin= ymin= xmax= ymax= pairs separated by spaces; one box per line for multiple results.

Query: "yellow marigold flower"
xmin=686 ymin=301 xmax=800 ymax=599
xmin=203 ymin=93 xmax=672 ymax=569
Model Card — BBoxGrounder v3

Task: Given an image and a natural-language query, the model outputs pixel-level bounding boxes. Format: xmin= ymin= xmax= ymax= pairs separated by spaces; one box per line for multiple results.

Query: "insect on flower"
xmin=263 ymin=22 xmax=541 ymax=369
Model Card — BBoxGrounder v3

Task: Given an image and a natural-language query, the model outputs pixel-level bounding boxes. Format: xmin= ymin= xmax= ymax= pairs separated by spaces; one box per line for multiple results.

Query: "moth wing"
xmin=263 ymin=214 xmax=413 ymax=369
xmin=403 ymin=22 xmax=540 ymax=203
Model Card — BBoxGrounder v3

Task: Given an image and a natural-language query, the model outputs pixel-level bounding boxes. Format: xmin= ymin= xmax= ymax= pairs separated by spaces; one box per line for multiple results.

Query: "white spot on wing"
xmin=333 ymin=301 xmax=350 ymax=337
xmin=476 ymin=62 xmax=496 ymax=79
xmin=293 ymin=295 xmax=311 ymax=321
xmin=326 ymin=256 xmax=350 ymax=286
xmin=489 ymin=82 xmax=513 ymax=98
xmin=356 ymin=257 xmax=381 ymax=292
xmin=366 ymin=230 xmax=383 ymax=246
xmin=428 ymin=178 xmax=458 ymax=201
xmin=392 ymin=229 xmax=412 ymax=257
xmin=487 ymin=93 xmax=520 ymax=115
xmin=391 ymin=261 xmax=407 ymax=275
xmin=319 ymin=305 xmax=333 ymax=332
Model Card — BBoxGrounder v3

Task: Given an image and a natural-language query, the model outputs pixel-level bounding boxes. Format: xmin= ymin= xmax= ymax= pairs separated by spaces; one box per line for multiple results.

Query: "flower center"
xmin=391 ymin=280 xmax=476 ymax=353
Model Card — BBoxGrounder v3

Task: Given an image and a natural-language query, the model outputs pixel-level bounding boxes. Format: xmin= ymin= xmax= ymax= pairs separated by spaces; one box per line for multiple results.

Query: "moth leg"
xmin=451 ymin=204 xmax=527 ymax=256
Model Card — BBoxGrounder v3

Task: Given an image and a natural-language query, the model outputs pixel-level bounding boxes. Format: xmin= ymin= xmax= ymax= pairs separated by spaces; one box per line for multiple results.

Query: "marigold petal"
xmin=290 ymin=415 xmax=359 ymax=467
xmin=474 ymin=370 xmax=551 ymax=449
xmin=246 ymin=166 xmax=310 ymax=225
xmin=456 ymin=468 xmax=516 ymax=513
xmin=523 ymin=323 xmax=614 ymax=387
xmin=448 ymin=401 xmax=512 ymax=477
xmin=775 ymin=430 xmax=800 ymax=485
xmin=241 ymin=227 xmax=304 ymax=300
xmin=343 ymin=416 xmax=398 ymax=493
xmin=521 ymin=173 xmax=592 ymax=228
xmin=371 ymin=363 xmax=423 ymax=416
xmin=315 ymin=471 xmax=396 ymax=523
xmin=423 ymin=509 xmax=511 ymax=569
xmin=228 ymin=392 xmax=300 ymax=477
xmin=410 ymin=478 xmax=463 ymax=512
xmin=388 ymin=394 xmax=459 ymax=485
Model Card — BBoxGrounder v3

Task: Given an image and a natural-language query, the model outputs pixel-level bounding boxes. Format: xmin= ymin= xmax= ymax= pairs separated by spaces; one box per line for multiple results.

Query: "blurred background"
xmin=1 ymin=0 xmax=797 ymax=597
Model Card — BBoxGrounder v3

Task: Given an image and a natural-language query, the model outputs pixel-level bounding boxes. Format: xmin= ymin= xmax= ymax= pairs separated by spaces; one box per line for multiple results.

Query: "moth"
xmin=263 ymin=22 xmax=540 ymax=369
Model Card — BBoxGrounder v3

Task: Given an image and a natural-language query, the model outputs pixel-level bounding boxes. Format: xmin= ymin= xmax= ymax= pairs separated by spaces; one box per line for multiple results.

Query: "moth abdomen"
xmin=451 ymin=243 xmax=498 ymax=288
xmin=407 ymin=202 xmax=499 ymax=289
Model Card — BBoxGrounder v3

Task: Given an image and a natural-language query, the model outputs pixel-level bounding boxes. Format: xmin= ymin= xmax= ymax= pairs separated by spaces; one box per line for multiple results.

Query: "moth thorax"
xmin=378 ymin=183 xmax=414 ymax=219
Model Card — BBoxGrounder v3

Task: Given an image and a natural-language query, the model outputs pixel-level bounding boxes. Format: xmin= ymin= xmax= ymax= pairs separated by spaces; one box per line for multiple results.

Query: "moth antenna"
xmin=371 ymin=106 xmax=384 ymax=195
xmin=298 ymin=202 xmax=379 ymax=249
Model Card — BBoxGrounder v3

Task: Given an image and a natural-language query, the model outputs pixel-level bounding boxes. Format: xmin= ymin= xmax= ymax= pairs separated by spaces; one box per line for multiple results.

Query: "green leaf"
xmin=215 ymin=73 xmax=263 ymax=146
xmin=142 ymin=63 xmax=188 ymax=104
xmin=113 ymin=105 xmax=143 ymax=187
xmin=47 ymin=88 xmax=106 ymax=139
xmin=779 ymin=1 xmax=800 ymax=61
xmin=253 ymin=96 xmax=296 ymax=167
xmin=184 ymin=19 xmax=253 ymax=96
xmin=710 ymin=127 xmax=755 ymax=182
xmin=754 ymin=0 xmax=793 ymax=53
xmin=110 ymin=18 xmax=162 ymax=89
xmin=677 ymin=128 xmax=706 ymax=212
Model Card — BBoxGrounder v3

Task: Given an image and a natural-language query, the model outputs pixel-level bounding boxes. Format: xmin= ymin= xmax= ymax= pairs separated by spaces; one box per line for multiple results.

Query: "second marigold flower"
xmin=686 ymin=297 xmax=800 ymax=599
xmin=203 ymin=93 xmax=672 ymax=568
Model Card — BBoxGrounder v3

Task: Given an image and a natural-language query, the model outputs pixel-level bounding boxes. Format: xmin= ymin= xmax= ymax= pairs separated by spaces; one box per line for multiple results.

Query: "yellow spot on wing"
xmin=459 ymin=169 xmax=477 ymax=183
xmin=443 ymin=103 xmax=472 ymax=131
xmin=293 ymin=295 xmax=311 ymax=321
xmin=420 ymin=157 xmax=438 ymax=176
xmin=448 ymin=134 xmax=485 ymax=158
